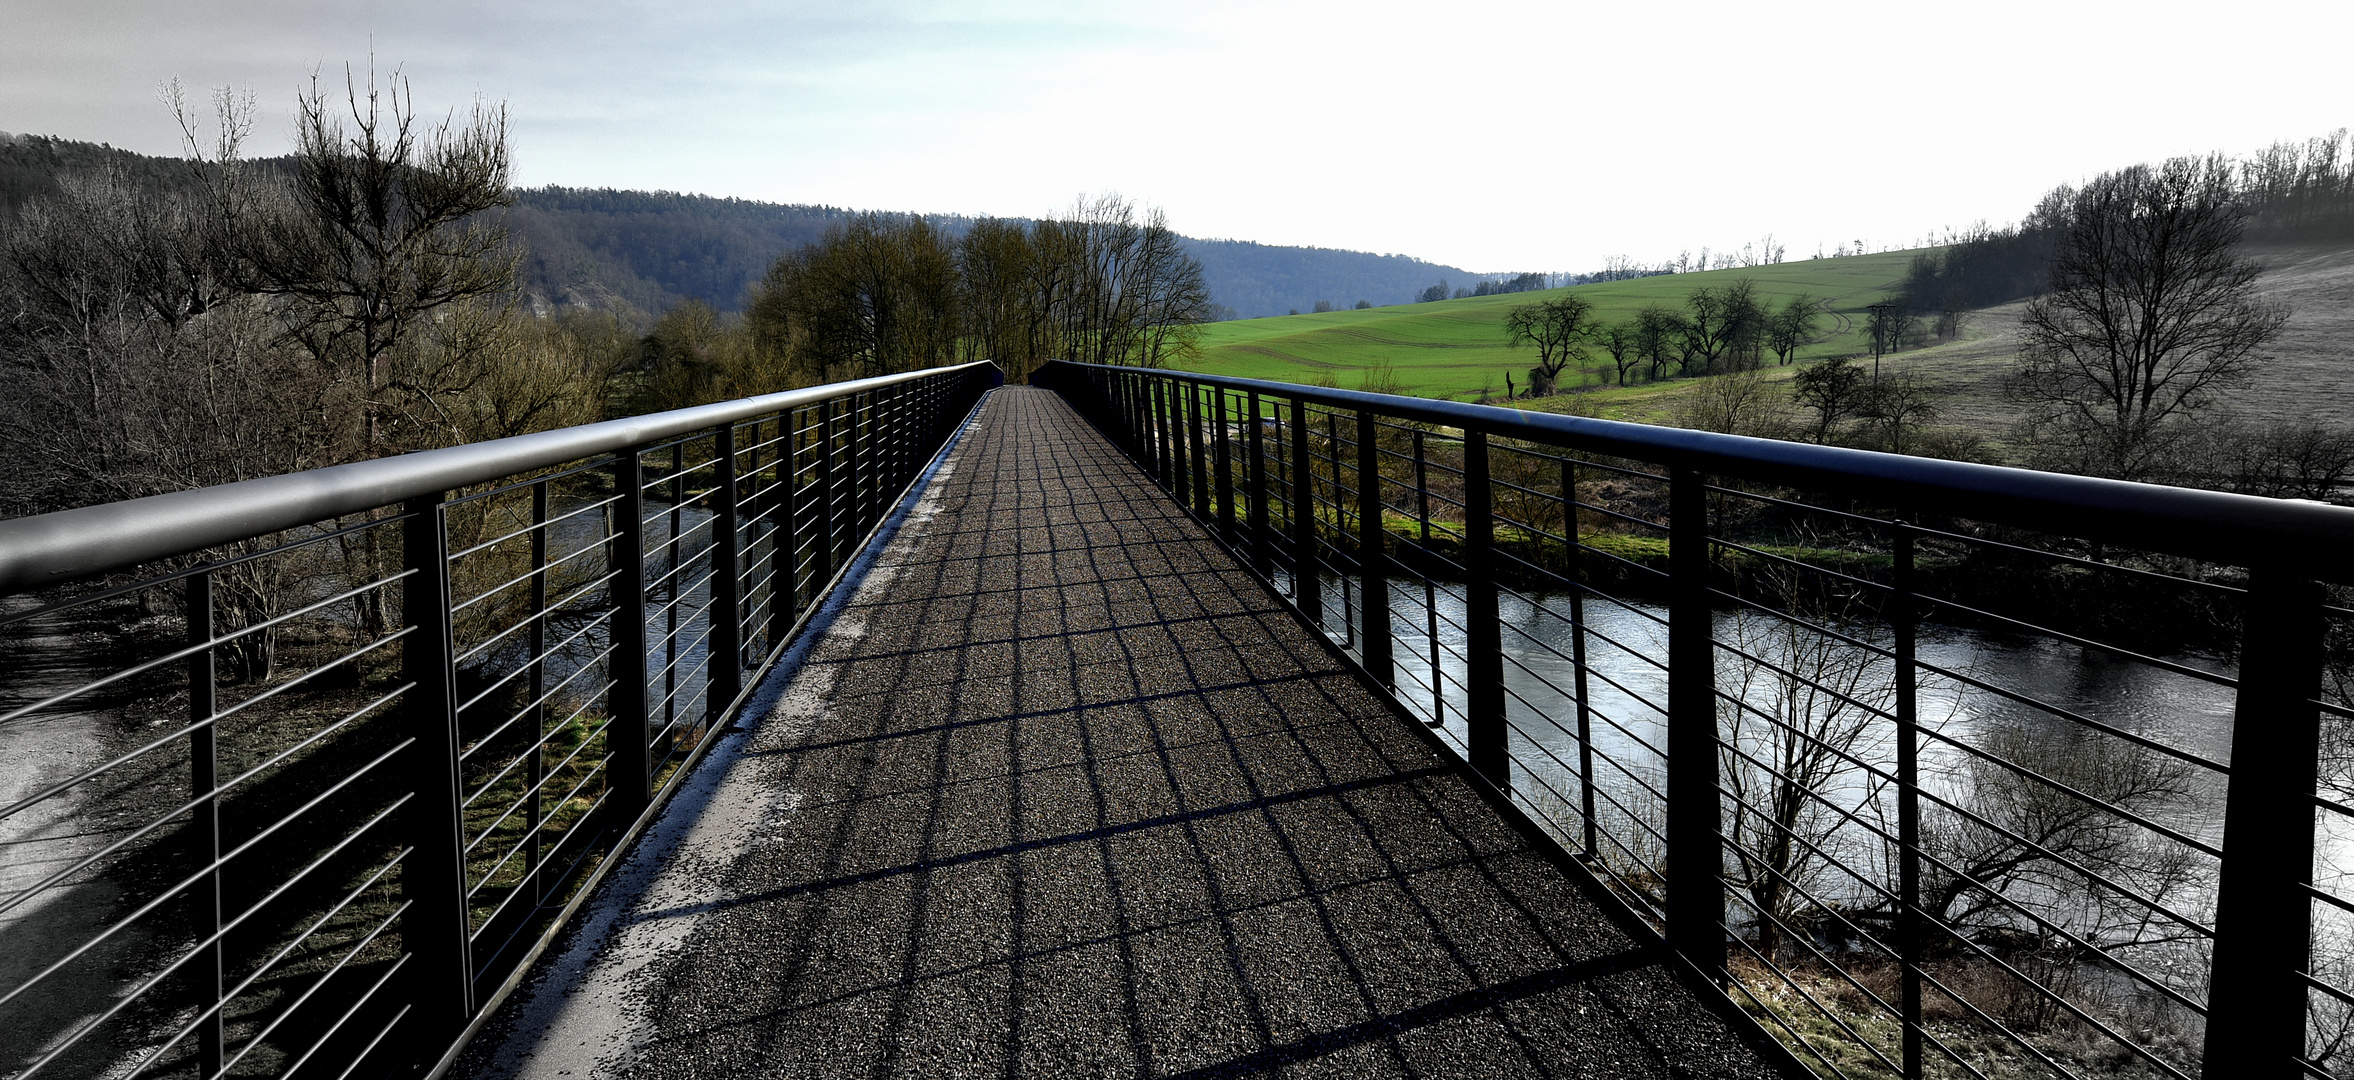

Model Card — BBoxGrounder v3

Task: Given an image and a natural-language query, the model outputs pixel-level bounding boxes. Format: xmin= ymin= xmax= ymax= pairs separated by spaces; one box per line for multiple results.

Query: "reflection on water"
xmin=1301 ymin=573 xmax=2324 ymax=938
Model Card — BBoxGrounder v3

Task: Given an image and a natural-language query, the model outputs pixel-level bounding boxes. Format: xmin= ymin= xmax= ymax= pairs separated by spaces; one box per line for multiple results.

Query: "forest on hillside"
xmin=0 ymin=132 xmax=1486 ymax=320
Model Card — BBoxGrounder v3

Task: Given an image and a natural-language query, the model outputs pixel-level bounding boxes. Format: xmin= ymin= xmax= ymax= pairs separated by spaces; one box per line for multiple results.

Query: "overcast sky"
xmin=5 ymin=0 xmax=2346 ymax=272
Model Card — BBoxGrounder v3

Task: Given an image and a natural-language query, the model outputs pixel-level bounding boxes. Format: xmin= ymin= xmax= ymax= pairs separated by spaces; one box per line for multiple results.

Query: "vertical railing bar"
xmin=1666 ymin=465 xmax=1724 ymax=982
xmin=1169 ymin=378 xmax=1187 ymax=498
xmin=1188 ymin=381 xmax=1211 ymax=519
xmin=1289 ymin=395 xmax=1321 ymax=622
xmin=526 ymin=480 xmax=548 ymax=905
xmin=609 ymin=449 xmax=651 ymax=818
xmin=1246 ymin=391 xmax=1271 ymax=578
xmin=2205 ymin=563 xmax=2325 ymax=1073
xmin=1328 ymin=407 xmax=1351 ymax=644
xmin=817 ymin=400 xmax=838 ymax=585
xmin=1462 ymin=431 xmax=1507 ymax=787
xmin=772 ymin=411 xmax=799 ymax=649
xmin=860 ymin=390 xmax=877 ymax=530
xmin=1215 ymin=388 xmax=1237 ymax=544
xmin=1149 ymin=376 xmax=1163 ymax=487
xmin=1415 ymin=429 xmax=1442 ymax=729
xmin=664 ymin=443 xmax=683 ymax=747
xmin=1894 ymin=523 xmax=1923 ymax=1080
xmin=1565 ymin=456 xmax=1597 ymax=858
xmin=1357 ymin=408 xmax=1392 ymax=687
xmin=1134 ymin=372 xmax=1150 ymax=467
xmin=186 ymin=569 xmax=225 ymax=1079
xmin=709 ymin=424 xmax=742 ymax=722
xmin=401 ymin=493 xmax=476 ymax=1038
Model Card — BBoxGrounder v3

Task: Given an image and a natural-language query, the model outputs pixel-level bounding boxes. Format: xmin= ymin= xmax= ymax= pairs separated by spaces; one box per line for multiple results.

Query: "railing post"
xmin=2205 ymin=564 xmax=2324 ymax=1075
xmin=848 ymin=393 xmax=869 ymax=535
xmin=1462 ymin=432 xmax=1507 ymax=787
xmin=1356 ymin=409 xmax=1392 ymax=687
xmin=1329 ymin=408 xmax=1356 ymax=647
xmin=1666 ymin=465 xmax=1723 ymax=980
xmin=1214 ymin=388 xmax=1237 ymax=544
xmin=1149 ymin=378 xmax=1169 ymax=488
xmin=664 ymin=445 xmax=684 ymax=746
xmin=1894 ymin=525 xmax=1923 ymax=1079
xmin=816 ymin=401 xmax=838 ymax=581
xmin=400 ymin=493 xmax=475 ymax=1042
xmin=1564 ymin=456 xmax=1597 ymax=857
xmin=186 ymin=569 xmax=225 ymax=1078
xmin=1129 ymin=373 xmax=1147 ymax=462
xmin=1131 ymin=375 xmax=1148 ymax=471
xmin=1246 ymin=392 xmax=1271 ymax=577
xmin=709 ymin=425 xmax=742 ymax=719
xmin=1166 ymin=378 xmax=1188 ymax=498
xmin=526 ymin=481 xmax=549 ymax=903
xmin=609 ymin=451 xmax=652 ymax=818
xmin=1188 ymin=381 xmax=1211 ymax=519
xmin=1289 ymin=396 xmax=1322 ymax=623
xmin=771 ymin=411 xmax=799 ymax=651
xmin=1416 ymin=431 xmax=1443 ymax=728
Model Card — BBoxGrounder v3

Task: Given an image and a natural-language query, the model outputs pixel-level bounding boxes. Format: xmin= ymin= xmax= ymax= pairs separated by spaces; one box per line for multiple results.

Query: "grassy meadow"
xmin=1176 ymin=249 xmax=1928 ymax=402
xmin=1168 ymin=237 xmax=2354 ymax=451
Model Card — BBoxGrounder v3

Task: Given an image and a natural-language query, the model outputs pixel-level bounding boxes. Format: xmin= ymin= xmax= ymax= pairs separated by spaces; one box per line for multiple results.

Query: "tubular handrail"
xmin=1037 ymin=361 xmax=2354 ymax=574
xmin=0 ymin=361 xmax=1000 ymax=593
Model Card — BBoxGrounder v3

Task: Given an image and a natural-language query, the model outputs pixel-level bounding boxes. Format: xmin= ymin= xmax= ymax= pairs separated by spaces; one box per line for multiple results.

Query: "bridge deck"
xmin=462 ymin=387 xmax=1786 ymax=1078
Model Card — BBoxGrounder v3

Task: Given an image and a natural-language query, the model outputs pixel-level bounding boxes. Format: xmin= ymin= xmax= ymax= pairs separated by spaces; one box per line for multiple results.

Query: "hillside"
xmin=0 ymin=132 xmax=1492 ymax=322
xmin=1184 ymin=239 xmax=1479 ymax=318
xmin=1179 ymin=250 xmax=1925 ymax=400
xmin=1201 ymin=239 xmax=2354 ymax=461
xmin=505 ymin=187 xmax=871 ymax=315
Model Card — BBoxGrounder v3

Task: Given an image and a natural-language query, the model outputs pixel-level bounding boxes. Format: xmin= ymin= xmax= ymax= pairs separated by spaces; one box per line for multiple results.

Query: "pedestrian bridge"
xmin=4 ymin=360 xmax=2346 ymax=1079
xmin=455 ymin=386 xmax=1776 ymax=1077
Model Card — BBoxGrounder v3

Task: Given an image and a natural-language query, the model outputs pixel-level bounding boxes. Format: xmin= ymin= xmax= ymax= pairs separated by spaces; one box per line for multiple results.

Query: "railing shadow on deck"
xmin=0 ymin=361 xmax=1000 ymax=1080
xmin=1036 ymin=358 xmax=2354 ymax=1080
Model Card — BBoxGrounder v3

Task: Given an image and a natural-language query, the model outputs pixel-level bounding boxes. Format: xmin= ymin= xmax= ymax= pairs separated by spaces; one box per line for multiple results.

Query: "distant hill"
xmin=0 ymin=132 xmax=1500 ymax=322
xmin=504 ymin=187 xmax=872 ymax=315
xmin=505 ymin=190 xmax=1493 ymax=319
xmin=1182 ymin=239 xmax=1480 ymax=318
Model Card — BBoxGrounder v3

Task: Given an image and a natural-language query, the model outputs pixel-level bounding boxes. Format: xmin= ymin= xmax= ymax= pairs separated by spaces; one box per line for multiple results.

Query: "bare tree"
xmin=1636 ymin=304 xmax=1683 ymax=382
xmin=2206 ymin=417 xmax=2354 ymax=502
xmin=185 ymin=62 xmax=517 ymax=458
xmin=1857 ymin=372 xmax=1943 ymax=455
xmin=2013 ymin=154 xmax=2288 ymax=479
xmin=1594 ymin=321 xmax=1642 ymax=386
xmin=1503 ymin=293 xmax=1597 ymax=396
xmin=1676 ymin=280 xmax=1765 ymax=375
xmin=1790 ymin=355 xmax=1868 ymax=444
xmin=1763 ymin=294 xmax=1819 ymax=366
xmin=1717 ymin=592 xmax=1897 ymax=962
xmin=1916 ymin=718 xmax=2198 ymax=950
xmin=1674 ymin=370 xmax=1790 ymax=438
xmin=1864 ymin=301 xmax=1918 ymax=372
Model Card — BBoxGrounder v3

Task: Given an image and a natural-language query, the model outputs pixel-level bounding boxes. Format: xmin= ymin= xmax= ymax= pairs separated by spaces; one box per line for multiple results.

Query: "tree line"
xmin=0 ymin=77 xmax=609 ymax=528
xmin=1785 ymin=148 xmax=2349 ymax=495
xmin=1898 ymin=127 xmax=2354 ymax=319
xmin=1502 ymin=279 xmax=1823 ymax=397
xmin=636 ymin=195 xmax=1212 ymax=410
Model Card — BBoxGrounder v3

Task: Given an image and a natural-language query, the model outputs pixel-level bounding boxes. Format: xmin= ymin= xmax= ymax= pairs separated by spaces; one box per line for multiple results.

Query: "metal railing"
xmin=1039 ymin=358 xmax=2354 ymax=1080
xmin=0 ymin=361 xmax=998 ymax=1080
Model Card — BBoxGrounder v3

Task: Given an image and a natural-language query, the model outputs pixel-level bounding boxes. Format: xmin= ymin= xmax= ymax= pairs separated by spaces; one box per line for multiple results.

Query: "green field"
xmin=1176 ymin=249 xmax=1928 ymax=402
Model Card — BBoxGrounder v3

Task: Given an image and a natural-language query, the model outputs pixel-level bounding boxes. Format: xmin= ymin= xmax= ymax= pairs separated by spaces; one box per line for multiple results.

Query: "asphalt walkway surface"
xmin=458 ymin=386 xmax=1789 ymax=1079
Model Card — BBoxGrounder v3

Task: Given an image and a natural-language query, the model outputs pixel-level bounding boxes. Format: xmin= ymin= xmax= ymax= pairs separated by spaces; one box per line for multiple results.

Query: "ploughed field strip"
xmin=463 ymin=387 xmax=1784 ymax=1078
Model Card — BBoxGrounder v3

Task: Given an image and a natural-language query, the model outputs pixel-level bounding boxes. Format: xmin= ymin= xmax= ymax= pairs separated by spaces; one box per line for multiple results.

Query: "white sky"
xmin=5 ymin=0 xmax=2348 ymax=272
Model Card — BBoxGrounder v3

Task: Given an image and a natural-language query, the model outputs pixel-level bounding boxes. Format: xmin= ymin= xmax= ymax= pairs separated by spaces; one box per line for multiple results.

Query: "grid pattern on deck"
xmin=464 ymin=387 xmax=1785 ymax=1079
